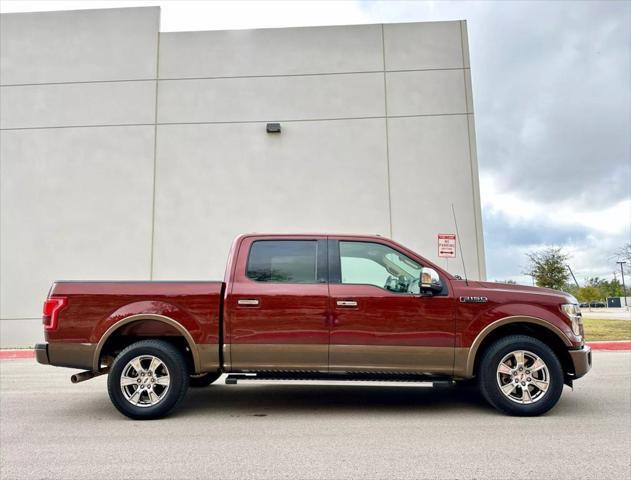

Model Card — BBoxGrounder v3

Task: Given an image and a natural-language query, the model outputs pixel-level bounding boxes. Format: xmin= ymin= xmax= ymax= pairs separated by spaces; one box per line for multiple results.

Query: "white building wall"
xmin=0 ymin=7 xmax=485 ymax=347
xmin=0 ymin=7 xmax=160 ymax=346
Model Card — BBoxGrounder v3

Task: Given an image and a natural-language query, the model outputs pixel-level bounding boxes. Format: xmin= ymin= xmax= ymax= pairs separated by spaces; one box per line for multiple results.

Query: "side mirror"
xmin=420 ymin=267 xmax=443 ymax=295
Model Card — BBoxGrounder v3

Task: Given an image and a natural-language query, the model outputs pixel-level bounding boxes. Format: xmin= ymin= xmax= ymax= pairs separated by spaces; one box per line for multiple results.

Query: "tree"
xmin=615 ymin=243 xmax=631 ymax=274
xmin=576 ymin=286 xmax=602 ymax=308
xmin=606 ymin=278 xmax=624 ymax=298
xmin=585 ymin=277 xmax=608 ymax=300
xmin=617 ymin=242 xmax=631 ymax=261
xmin=585 ymin=276 xmax=624 ymax=299
xmin=524 ymin=247 xmax=570 ymax=290
xmin=563 ymin=283 xmax=581 ymax=299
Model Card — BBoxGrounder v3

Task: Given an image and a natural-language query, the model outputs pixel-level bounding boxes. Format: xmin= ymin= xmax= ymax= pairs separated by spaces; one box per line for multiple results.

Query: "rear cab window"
xmin=246 ymin=240 xmax=319 ymax=283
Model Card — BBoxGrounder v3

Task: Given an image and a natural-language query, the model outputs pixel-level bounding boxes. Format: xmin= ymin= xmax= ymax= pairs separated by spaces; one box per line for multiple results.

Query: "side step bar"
xmin=225 ymin=373 xmax=454 ymax=388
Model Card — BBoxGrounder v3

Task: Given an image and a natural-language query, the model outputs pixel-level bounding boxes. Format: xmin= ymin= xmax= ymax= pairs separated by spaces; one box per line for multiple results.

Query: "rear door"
xmin=225 ymin=236 xmax=330 ymax=372
xmin=327 ymin=238 xmax=455 ymax=374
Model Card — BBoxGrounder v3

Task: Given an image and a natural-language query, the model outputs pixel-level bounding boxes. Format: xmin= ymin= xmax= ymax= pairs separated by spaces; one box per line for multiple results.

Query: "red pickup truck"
xmin=36 ymin=234 xmax=591 ymax=419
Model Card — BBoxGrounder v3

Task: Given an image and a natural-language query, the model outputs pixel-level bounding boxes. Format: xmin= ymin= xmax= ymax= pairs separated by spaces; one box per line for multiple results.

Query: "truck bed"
xmin=47 ymin=281 xmax=224 ymax=346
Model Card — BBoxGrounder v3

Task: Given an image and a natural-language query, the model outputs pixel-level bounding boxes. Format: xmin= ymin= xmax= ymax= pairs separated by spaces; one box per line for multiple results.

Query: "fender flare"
xmin=462 ymin=315 xmax=572 ymax=377
xmin=92 ymin=313 xmax=200 ymax=373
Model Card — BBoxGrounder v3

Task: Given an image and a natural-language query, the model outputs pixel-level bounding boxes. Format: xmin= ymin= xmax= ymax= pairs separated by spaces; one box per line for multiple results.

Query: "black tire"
xmin=478 ymin=335 xmax=564 ymax=416
xmin=107 ymin=339 xmax=189 ymax=420
xmin=189 ymin=372 xmax=221 ymax=388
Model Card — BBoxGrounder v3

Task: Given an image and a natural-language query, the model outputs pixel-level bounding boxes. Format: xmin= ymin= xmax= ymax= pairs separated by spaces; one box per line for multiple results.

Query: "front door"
xmin=328 ymin=238 xmax=455 ymax=374
xmin=226 ymin=236 xmax=330 ymax=372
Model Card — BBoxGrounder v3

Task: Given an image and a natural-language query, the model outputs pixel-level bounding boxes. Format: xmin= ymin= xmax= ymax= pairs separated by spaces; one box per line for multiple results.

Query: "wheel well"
xmin=98 ymin=319 xmax=195 ymax=373
xmin=473 ymin=323 xmax=573 ymax=377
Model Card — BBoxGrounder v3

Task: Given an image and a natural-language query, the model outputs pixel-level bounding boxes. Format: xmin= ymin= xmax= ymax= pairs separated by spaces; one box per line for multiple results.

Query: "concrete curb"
xmin=1 ymin=341 xmax=630 ymax=360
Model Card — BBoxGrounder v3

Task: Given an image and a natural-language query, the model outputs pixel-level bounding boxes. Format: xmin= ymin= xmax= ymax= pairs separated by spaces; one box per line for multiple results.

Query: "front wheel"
xmin=107 ymin=339 xmax=189 ymax=420
xmin=478 ymin=335 xmax=564 ymax=416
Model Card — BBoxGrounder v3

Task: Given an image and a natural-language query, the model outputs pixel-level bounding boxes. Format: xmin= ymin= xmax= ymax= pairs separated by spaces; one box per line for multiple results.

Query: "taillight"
xmin=42 ymin=297 xmax=67 ymax=330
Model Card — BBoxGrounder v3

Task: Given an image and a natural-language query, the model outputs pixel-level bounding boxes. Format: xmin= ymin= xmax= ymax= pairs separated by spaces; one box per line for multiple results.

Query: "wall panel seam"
xmin=0 ymin=113 xmax=472 ymax=132
xmin=155 ymin=113 xmax=472 ymax=123
xmin=0 ymin=124 xmax=155 ymax=131
xmin=0 ymin=78 xmax=156 ymax=88
xmin=0 ymin=67 xmax=469 ymax=88
xmin=0 ymin=318 xmax=41 ymax=321
xmin=149 ymin=19 xmax=161 ymax=280
xmin=381 ymin=23 xmax=393 ymax=238
xmin=0 ymin=79 xmax=155 ymax=89
xmin=157 ymin=68 xmax=468 ymax=81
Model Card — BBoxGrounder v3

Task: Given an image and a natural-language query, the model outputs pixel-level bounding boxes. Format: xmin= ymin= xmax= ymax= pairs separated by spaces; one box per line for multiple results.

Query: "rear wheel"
xmin=478 ymin=335 xmax=564 ymax=416
xmin=189 ymin=372 xmax=221 ymax=388
xmin=107 ymin=339 xmax=189 ymax=420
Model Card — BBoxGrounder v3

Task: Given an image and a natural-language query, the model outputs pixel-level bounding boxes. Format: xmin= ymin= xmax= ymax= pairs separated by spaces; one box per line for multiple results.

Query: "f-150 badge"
xmin=460 ymin=296 xmax=488 ymax=303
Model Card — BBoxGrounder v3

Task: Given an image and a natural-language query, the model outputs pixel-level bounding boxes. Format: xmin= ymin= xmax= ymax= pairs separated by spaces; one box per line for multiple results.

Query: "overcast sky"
xmin=2 ymin=0 xmax=630 ymax=285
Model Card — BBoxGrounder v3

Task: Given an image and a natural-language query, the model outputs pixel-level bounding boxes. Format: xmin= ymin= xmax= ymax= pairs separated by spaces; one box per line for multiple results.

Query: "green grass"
xmin=583 ymin=318 xmax=631 ymax=341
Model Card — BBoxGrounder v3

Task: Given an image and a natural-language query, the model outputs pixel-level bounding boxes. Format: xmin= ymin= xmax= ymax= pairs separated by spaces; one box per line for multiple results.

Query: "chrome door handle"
xmin=336 ymin=300 xmax=358 ymax=307
xmin=237 ymin=299 xmax=259 ymax=306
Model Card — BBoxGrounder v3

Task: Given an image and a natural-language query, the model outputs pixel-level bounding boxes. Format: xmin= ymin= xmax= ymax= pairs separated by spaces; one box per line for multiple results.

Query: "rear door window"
xmin=247 ymin=240 xmax=318 ymax=283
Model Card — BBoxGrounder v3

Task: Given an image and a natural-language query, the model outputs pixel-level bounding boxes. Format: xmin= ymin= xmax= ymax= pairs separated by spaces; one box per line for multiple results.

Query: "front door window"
xmin=339 ymin=241 xmax=421 ymax=294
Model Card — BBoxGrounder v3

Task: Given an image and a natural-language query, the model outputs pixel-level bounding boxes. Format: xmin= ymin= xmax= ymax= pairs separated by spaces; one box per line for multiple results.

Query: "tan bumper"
xmin=569 ymin=345 xmax=592 ymax=379
xmin=34 ymin=342 xmax=95 ymax=370
xmin=34 ymin=343 xmax=50 ymax=365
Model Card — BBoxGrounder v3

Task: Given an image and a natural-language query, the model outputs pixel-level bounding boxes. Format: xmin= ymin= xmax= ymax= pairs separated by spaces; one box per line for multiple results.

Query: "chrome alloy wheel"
xmin=496 ymin=350 xmax=550 ymax=404
xmin=120 ymin=355 xmax=170 ymax=408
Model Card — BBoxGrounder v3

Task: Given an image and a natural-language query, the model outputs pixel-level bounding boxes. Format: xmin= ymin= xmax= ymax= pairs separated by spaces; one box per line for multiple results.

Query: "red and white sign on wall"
xmin=438 ymin=234 xmax=457 ymax=258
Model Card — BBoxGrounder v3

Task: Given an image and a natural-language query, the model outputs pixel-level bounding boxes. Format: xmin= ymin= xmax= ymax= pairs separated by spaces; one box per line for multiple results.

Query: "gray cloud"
xmin=483 ymin=210 xmax=592 ymax=248
xmin=482 ymin=209 xmax=592 ymax=282
xmin=470 ymin=2 xmax=630 ymax=206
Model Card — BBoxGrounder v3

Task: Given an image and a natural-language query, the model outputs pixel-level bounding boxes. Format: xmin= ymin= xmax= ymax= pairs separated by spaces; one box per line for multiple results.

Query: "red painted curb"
xmin=0 ymin=350 xmax=35 ymax=359
xmin=0 ymin=341 xmax=629 ymax=360
xmin=588 ymin=341 xmax=631 ymax=351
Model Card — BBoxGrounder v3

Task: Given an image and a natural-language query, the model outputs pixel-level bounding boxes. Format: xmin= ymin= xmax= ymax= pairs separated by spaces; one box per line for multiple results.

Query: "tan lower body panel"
xmin=197 ymin=343 xmax=220 ymax=373
xmin=329 ymin=345 xmax=454 ymax=375
xmin=226 ymin=343 xmax=455 ymax=375
xmin=453 ymin=347 xmax=471 ymax=378
xmin=48 ymin=342 xmax=95 ymax=370
xmin=229 ymin=344 xmax=328 ymax=372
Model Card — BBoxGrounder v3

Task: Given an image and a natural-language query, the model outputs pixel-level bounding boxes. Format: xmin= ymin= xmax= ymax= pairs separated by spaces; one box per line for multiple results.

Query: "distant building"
xmin=607 ymin=297 xmax=631 ymax=308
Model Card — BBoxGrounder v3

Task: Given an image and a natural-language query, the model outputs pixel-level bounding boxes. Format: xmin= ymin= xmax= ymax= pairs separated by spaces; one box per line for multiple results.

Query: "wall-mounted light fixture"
xmin=266 ymin=122 xmax=281 ymax=133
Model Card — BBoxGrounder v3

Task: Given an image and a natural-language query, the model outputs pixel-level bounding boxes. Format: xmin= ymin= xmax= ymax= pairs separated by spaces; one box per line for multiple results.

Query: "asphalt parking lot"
xmin=1 ymin=352 xmax=630 ymax=480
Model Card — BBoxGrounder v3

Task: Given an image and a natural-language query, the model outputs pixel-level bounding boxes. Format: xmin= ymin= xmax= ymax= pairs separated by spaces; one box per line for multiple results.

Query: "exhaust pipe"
xmin=71 ymin=369 xmax=107 ymax=384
